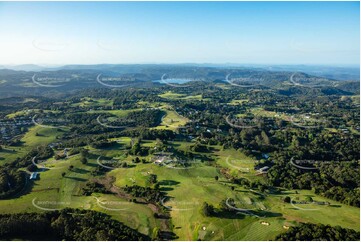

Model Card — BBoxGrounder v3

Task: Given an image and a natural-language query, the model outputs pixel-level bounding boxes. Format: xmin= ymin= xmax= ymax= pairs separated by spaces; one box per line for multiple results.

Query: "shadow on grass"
xmin=64 ymin=176 xmax=87 ymax=182
xmin=73 ymin=168 xmax=90 ymax=174
xmin=159 ymin=187 xmax=174 ymax=192
xmin=212 ymin=211 xmax=246 ymax=219
xmin=214 ymin=209 xmax=282 ymax=219
xmin=125 ymin=164 xmax=136 ymax=168
xmin=254 ymin=210 xmax=282 ymax=218
xmin=0 ymin=149 xmax=17 ymax=154
xmin=4 ymin=174 xmax=34 ymax=199
xmin=87 ymin=153 xmax=101 ymax=159
xmin=85 ymin=162 xmax=98 ymax=168
xmin=158 ymin=180 xmax=180 ymax=186
xmin=159 ymin=231 xmax=178 ymax=240
xmin=98 ymin=143 xmax=124 ymax=151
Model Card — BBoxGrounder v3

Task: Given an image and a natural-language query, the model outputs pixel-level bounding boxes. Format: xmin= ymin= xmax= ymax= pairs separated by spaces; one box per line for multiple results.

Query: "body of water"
xmin=153 ymin=78 xmax=192 ymax=84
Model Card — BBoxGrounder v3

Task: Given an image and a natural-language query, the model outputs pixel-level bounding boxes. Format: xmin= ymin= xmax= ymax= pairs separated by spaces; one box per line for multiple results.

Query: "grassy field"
xmin=21 ymin=126 xmax=65 ymax=147
xmin=215 ymin=148 xmax=263 ymax=182
xmin=0 ymin=127 xmax=359 ymax=240
xmin=5 ymin=108 xmax=61 ymax=118
xmin=159 ymin=91 xmax=207 ymax=101
xmin=347 ymin=95 xmax=360 ymax=105
xmin=0 ymin=147 xmax=158 ymax=238
xmin=228 ymin=99 xmax=249 ymax=105
xmin=107 ymin=144 xmax=359 ymax=240
xmin=150 ymin=104 xmax=189 ymax=131
xmin=92 ymin=193 xmax=159 ymax=236
xmin=0 ymin=125 xmax=65 ymax=165
xmin=87 ymin=109 xmax=138 ymax=116
xmin=0 ymin=145 xmax=28 ymax=165
xmin=71 ymin=97 xmax=114 ymax=107
xmin=6 ymin=109 xmax=38 ymax=118
xmin=159 ymin=92 xmax=185 ymax=99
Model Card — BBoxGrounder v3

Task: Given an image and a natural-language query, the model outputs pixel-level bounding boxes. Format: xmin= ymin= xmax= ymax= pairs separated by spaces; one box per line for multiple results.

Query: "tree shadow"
xmin=214 ymin=209 xmax=282 ymax=219
xmin=159 ymin=187 xmax=174 ymax=192
xmin=100 ymin=143 xmax=124 ymax=150
xmin=85 ymin=162 xmax=98 ymax=168
xmin=6 ymin=175 xmax=34 ymax=199
xmin=88 ymin=153 xmax=101 ymax=159
xmin=125 ymin=164 xmax=136 ymax=168
xmin=158 ymin=231 xmax=178 ymax=240
xmin=73 ymin=168 xmax=90 ymax=174
xmin=158 ymin=180 xmax=180 ymax=186
xmin=254 ymin=210 xmax=283 ymax=218
xmin=64 ymin=176 xmax=87 ymax=182
xmin=213 ymin=211 xmax=246 ymax=219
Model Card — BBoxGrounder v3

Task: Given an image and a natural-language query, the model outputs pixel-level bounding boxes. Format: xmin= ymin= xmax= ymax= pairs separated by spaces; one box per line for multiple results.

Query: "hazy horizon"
xmin=1 ymin=63 xmax=360 ymax=69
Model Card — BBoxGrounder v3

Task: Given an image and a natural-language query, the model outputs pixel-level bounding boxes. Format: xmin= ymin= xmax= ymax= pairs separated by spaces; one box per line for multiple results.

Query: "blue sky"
xmin=0 ymin=1 xmax=359 ymax=65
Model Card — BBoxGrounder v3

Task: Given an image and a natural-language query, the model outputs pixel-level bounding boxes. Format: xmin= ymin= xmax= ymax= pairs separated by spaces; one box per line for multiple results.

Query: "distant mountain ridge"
xmin=0 ymin=64 xmax=359 ymax=98
xmin=0 ymin=64 xmax=359 ymax=81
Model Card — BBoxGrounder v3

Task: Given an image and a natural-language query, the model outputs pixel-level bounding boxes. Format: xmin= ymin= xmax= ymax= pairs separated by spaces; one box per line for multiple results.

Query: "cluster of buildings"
xmin=0 ymin=118 xmax=33 ymax=142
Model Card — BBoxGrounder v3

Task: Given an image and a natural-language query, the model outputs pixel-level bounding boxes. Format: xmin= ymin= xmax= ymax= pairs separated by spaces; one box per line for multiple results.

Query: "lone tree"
xmin=80 ymin=157 xmax=88 ymax=165
xmin=133 ymin=157 xmax=140 ymax=163
xmin=148 ymin=174 xmax=158 ymax=184
xmin=80 ymin=149 xmax=89 ymax=157
xmin=283 ymin=196 xmax=291 ymax=203
xmin=201 ymin=202 xmax=215 ymax=217
xmin=26 ymin=164 xmax=37 ymax=172
xmin=305 ymin=196 xmax=313 ymax=203
xmin=154 ymin=183 xmax=160 ymax=190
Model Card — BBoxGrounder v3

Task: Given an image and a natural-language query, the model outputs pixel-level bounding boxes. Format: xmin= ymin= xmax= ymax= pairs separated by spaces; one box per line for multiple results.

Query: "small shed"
xmin=258 ymin=166 xmax=270 ymax=172
xmin=262 ymin=153 xmax=269 ymax=159
xmin=30 ymin=172 xmax=39 ymax=180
